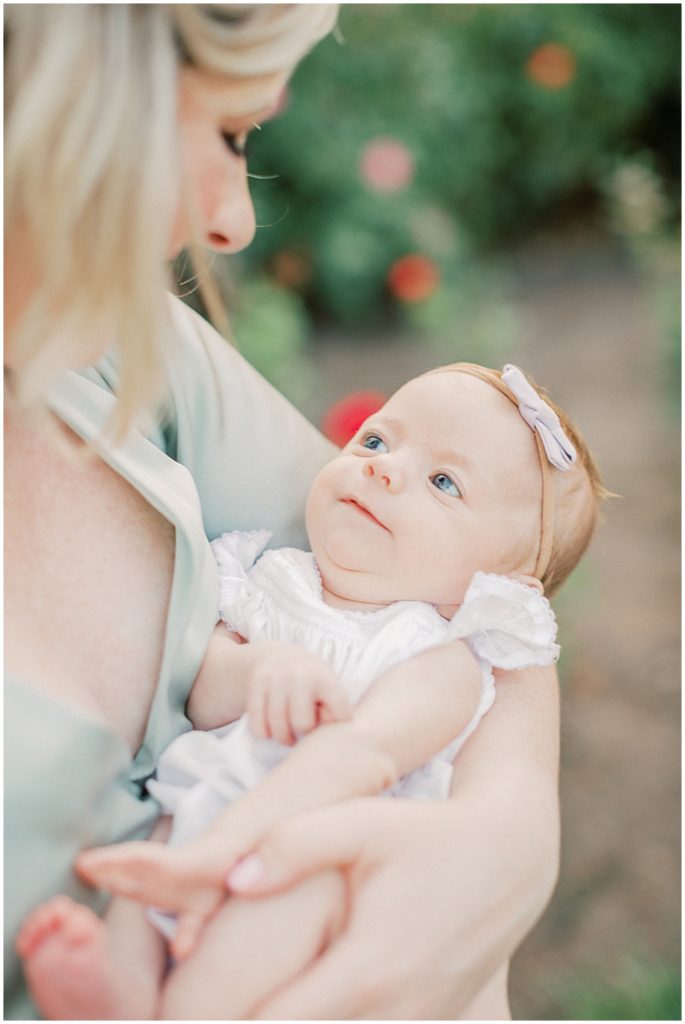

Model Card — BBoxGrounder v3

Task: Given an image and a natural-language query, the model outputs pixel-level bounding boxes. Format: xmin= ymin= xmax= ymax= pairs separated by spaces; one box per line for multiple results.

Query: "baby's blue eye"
xmin=431 ymin=473 xmax=462 ymax=498
xmin=362 ymin=434 xmax=389 ymax=453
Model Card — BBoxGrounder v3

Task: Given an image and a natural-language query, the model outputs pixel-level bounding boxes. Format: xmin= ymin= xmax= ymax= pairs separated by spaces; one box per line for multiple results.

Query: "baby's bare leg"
xmin=161 ymin=869 xmax=345 ymax=1020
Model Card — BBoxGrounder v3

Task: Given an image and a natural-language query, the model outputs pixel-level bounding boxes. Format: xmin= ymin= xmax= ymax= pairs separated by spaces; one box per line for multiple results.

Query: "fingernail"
xmin=227 ymin=854 xmax=264 ymax=891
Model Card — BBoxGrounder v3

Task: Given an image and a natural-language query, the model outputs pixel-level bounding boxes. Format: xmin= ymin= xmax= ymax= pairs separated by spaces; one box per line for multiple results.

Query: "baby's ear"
xmin=511 ymin=573 xmax=544 ymax=594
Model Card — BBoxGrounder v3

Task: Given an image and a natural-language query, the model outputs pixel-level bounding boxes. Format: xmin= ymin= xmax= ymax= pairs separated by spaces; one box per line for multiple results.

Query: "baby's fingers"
xmin=288 ymin=685 xmax=318 ymax=736
xmin=247 ymin=676 xmax=268 ymax=740
xmin=266 ymin=687 xmax=296 ymax=746
xmin=317 ymin=682 xmax=353 ymax=725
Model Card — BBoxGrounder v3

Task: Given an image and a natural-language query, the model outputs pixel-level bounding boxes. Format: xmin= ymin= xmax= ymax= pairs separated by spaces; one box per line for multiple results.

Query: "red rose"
xmin=322 ymin=391 xmax=388 ymax=447
xmin=387 ymin=254 xmax=440 ymax=303
xmin=526 ymin=43 xmax=576 ymax=90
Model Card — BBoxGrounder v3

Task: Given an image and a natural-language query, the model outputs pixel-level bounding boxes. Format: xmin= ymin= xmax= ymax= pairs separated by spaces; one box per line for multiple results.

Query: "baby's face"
xmin=306 ymin=371 xmax=543 ymax=614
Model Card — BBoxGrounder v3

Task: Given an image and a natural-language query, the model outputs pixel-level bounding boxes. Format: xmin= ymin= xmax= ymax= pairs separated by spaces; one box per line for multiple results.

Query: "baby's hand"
xmin=247 ymin=643 xmax=352 ymax=745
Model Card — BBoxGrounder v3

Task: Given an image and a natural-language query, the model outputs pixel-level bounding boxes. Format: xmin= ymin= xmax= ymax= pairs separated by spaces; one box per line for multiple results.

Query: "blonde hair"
xmin=4 ymin=4 xmax=337 ymax=437
xmin=431 ymin=363 xmax=609 ymax=596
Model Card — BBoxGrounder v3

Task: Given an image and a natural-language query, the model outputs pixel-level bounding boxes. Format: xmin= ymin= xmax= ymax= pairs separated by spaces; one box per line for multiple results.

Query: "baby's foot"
xmin=16 ymin=895 xmax=151 ymax=1020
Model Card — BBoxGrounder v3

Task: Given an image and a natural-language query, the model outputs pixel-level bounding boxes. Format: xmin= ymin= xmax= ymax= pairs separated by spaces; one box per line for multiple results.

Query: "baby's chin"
xmin=314 ymin=557 xmax=395 ymax=611
xmin=316 ymin=565 xmax=384 ymax=610
xmin=317 ymin=564 xmax=467 ymax=615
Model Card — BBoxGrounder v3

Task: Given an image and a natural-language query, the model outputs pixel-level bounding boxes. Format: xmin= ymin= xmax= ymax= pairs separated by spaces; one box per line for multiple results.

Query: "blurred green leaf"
xmin=206 ymin=5 xmax=680 ymax=335
xmin=554 ymin=959 xmax=681 ymax=1020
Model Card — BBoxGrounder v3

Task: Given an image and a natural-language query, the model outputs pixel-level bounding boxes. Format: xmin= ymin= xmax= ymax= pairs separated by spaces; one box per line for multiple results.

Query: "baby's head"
xmin=306 ymin=363 xmax=606 ymax=614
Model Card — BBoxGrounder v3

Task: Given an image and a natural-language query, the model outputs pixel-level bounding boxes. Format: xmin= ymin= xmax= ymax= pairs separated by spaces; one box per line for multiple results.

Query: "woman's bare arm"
xmin=451 ymin=662 xmax=560 ymax=796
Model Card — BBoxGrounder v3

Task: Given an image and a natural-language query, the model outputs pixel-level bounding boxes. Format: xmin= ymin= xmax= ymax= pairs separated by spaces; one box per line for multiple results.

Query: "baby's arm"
xmin=210 ymin=638 xmax=482 ymax=819
xmin=188 ymin=626 xmax=351 ymax=738
xmin=77 ymin=639 xmax=481 ymax=956
xmin=186 ymin=626 xmax=251 ymax=730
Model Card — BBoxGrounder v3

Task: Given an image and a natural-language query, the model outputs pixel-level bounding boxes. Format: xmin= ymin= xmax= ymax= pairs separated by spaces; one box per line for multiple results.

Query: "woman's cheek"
xmin=167 ymin=205 xmax=190 ymax=260
xmin=166 ymin=125 xmax=206 ymax=258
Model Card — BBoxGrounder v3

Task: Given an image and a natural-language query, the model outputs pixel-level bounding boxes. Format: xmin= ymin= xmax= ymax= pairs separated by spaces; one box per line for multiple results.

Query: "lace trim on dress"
xmin=446 ymin=571 xmax=560 ymax=670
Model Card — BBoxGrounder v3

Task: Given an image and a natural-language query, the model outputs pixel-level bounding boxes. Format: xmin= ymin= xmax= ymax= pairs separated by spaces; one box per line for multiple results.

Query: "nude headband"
xmin=429 ymin=362 xmax=577 ymax=582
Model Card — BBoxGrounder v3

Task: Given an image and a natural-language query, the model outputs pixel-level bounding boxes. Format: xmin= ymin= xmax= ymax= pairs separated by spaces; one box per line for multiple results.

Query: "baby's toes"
xmin=16 ymin=895 xmax=72 ymax=957
xmin=16 ymin=895 xmax=97 ymax=958
xmin=58 ymin=901 xmax=103 ymax=945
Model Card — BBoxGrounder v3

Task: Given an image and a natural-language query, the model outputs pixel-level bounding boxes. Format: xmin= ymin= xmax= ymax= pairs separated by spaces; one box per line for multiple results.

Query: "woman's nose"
xmin=363 ymin=458 xmax=403 ymax=492
xmin=203 ymin=159 xmax=256 ymax=254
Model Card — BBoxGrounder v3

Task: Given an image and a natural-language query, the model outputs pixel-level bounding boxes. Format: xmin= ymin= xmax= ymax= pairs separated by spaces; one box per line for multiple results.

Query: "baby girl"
xmin=17 ymin=362 xmax=605 ymax=1020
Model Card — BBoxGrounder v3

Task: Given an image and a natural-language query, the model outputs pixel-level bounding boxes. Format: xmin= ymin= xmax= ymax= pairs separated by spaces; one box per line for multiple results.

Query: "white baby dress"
xmin=148 ymin=530 xmax=560 ymax=851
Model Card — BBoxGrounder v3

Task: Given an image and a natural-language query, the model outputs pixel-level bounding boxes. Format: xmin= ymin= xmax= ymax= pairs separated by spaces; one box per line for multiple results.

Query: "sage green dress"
xmin=4 ymin=296 xmax=336 ymax=1019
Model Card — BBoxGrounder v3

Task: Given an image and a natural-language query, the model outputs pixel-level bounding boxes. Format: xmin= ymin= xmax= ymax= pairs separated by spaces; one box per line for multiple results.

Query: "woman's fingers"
xmin=254 ymin=934 xmax=369 ymax=1020
xmin=227 ymin=801 xmax=374 ymax=895
xmin=77 ymin=843 xmax=177 ymax=906
xmin=171 ymin=910 xmax=208 ymax=961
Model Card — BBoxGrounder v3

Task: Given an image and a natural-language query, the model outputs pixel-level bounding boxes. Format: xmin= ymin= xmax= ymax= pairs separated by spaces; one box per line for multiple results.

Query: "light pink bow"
xmin=501 ymin=364 xmax=577 ymax=471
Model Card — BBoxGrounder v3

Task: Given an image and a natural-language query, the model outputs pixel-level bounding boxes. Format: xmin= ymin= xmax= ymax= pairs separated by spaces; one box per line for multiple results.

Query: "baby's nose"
xmin=363 ymin=459 xmax=402 ymax=492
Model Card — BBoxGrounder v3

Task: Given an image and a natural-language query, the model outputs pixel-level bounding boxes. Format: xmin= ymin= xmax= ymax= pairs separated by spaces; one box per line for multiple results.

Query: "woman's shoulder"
xmin=78 ymin=294 xmax=335 ymax=546
xmin=74 ymin=296 xmax=210 ymax=396
xmin=159 ymin=296 xmax=335 ymax=546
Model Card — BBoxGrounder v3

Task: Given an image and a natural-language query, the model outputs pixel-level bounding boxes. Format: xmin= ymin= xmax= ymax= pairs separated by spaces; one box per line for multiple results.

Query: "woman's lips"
xmin=341 ymin=497 xmax=390 ymax=532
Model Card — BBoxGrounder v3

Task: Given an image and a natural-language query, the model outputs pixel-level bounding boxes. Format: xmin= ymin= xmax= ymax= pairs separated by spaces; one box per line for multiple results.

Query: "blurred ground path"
xmin=304 ymin=224 xmax=679 ymax=1019
xmin=507 ymin=228 xmax=680 ymax=1019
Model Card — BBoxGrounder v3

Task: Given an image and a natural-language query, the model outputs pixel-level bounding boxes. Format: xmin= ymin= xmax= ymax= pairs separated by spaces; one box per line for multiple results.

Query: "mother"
xmin=4 ymin=5 xmax=560 ymax=1019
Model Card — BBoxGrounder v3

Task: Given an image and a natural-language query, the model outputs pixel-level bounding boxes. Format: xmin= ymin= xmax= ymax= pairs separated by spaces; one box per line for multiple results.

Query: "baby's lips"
xmin=341 ymin=496 xmax=390 ymax=532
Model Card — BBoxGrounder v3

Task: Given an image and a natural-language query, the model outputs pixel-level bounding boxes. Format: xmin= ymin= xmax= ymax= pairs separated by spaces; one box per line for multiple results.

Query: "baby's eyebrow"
xmin=372 ymin=414 xmax=404 ymax=434
xmin=430 ymin=446 xmax=474 ymax=472
xmin=372 ymin=414 xmax=476 ymax=474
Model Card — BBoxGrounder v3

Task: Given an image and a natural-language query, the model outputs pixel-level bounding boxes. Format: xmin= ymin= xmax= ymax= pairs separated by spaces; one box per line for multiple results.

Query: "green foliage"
xmin=236 ymin=4 xmax=680 ymax=333
xmin=229 ymin=276 xmax=317 ymax=405
xmin=554 ymin=959 xmax=682 ymax=1020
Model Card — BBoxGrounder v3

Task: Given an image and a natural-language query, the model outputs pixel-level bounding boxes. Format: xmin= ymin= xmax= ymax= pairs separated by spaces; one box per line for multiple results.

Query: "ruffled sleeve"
xmin=446 ymin=571 xmax=560 ymax=670
xmin=211 ymin=529 xmax=272 ymax=630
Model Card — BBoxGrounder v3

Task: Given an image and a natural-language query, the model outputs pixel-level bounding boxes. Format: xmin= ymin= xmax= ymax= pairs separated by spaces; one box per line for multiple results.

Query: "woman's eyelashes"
xmin=430 ymin=472 xmax=463 ymax=499
xmin=221 ymin=130 xmax=249 ymax=158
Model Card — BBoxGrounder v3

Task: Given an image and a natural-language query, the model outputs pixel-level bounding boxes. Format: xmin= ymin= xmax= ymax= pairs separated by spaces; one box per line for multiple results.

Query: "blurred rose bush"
xmin=178 ymin=4 xmax=679 ymax=396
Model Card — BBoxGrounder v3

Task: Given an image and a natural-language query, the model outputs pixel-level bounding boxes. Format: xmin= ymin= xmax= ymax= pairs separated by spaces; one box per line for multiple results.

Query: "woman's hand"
xmin=228 ymin=794 xmax=557 ymax=1020
xmin=228 ymin=665 xmax=560 ymax=1020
